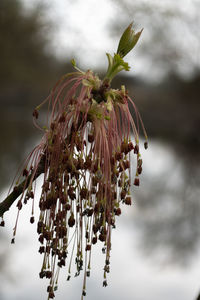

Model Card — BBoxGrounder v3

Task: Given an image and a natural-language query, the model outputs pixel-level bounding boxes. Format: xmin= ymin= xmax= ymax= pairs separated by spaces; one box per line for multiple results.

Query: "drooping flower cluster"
xmin=4 ymin=23 xmax=148 ymax=300
xmin=11 ymin=68 xmax=147 ymax=299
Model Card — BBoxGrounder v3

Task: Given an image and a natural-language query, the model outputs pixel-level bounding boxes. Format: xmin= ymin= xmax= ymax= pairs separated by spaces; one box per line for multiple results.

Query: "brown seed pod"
xmin=88 ymin=134 xmax=95 ymax=143
xmin=92 ymin=236 xmax=97 ymax=244
xmin=114 ymin=208 xmax=121 ymax=216
xmin=68 ymin=215 xmax=75 ymax=227
xmin=120 ymin=189 xmax=126 ymax=199
xmin=134 ymin=178 xmax=140 ymax=186
xmin=99 ymin=234 xmax=106 ymax=242
xmin=124 ymin=197 xmax=132 ymax=205
xmin=30 ymin=216 xmax=35 ymax=224
xmin=85 ymin=244 xmax=91 ymax=251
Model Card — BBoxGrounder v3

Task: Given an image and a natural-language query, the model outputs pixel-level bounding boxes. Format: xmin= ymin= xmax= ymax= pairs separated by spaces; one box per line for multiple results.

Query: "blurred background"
xmin=0 ymin=0 xmax=200 ymax=299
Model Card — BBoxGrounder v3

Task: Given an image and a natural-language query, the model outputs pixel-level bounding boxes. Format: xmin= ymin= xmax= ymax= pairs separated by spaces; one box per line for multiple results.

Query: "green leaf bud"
xmin=117 ymin=23 xmax=143 ymax=58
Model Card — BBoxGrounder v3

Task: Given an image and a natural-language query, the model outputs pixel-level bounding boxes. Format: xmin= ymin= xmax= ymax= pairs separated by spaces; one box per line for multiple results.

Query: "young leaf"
xmin=117 ymin=23 xmax=143 ymax=58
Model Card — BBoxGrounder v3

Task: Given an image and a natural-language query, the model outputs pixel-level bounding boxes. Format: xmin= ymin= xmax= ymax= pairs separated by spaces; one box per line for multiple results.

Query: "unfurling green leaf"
xmin=117 ymin=23 xmax=143 ymax=58
xmin=103 ymin=23 xmax=143 ymax=84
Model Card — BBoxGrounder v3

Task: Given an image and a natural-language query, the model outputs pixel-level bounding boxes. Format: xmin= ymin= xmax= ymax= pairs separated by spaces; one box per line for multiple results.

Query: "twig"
xmin=0 ymin=157 xmax=45 ymax=218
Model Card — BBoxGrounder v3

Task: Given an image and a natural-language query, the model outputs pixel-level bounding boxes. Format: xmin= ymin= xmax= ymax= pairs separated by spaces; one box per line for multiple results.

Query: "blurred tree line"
xmin=0 ymin=1 xmax=200 ymax=298
xmin=1 ymin=0 xmax=60 ymax=106
xmin=0 ymin=0 xmax=72 ymax=189
xmin=110 ymin=0 xmax=200 ymax=278
xmin=110 ymin=0 xmax=200 ymax=79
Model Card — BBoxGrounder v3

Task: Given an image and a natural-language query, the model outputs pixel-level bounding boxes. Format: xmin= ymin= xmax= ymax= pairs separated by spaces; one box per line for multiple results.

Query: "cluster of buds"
xmin=6 ymin=23 xmax=148 ymax=299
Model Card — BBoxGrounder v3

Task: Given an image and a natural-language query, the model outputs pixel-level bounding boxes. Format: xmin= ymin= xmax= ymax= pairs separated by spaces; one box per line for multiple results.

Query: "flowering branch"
xmin=0 ymin=23 xmax=148 ymax=299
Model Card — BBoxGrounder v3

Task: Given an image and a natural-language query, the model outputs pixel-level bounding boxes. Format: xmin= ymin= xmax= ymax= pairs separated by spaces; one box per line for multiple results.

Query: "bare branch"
xmin=0 ymin=157 xmax=45 ymax=218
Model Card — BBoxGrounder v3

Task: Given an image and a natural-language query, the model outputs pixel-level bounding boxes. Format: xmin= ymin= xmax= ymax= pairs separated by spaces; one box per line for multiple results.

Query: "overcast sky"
xmin=21 ymin=0 xmax=200 ymax=81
